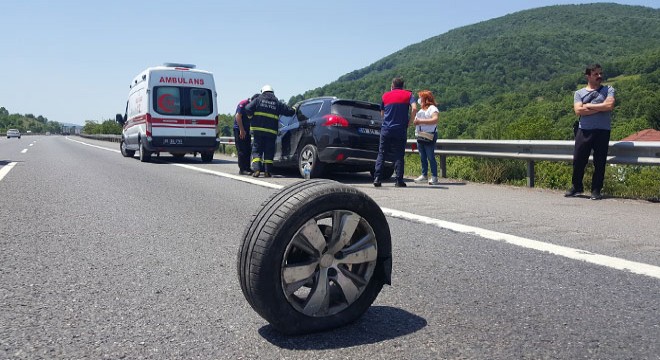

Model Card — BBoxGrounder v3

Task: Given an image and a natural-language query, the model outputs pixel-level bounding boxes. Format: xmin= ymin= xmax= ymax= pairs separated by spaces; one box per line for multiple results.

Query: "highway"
xmin=1 ymin=135 xmax=658 ymax=359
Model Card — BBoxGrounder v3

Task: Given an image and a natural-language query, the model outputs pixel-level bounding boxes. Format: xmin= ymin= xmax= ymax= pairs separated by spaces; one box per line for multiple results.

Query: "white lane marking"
xmin=171 ymin=163 xmax=281 ymax=189
xmin=21 ymin=149 xmax=28 ymax=153
xmin=29 ymin=143 xmax=34 ymax=146
xmin=68 ymin=137 xmax=660 ymax=280
xmin=67 ymin=137 xmax=121 ymax=153
xmin=0 ymin=162 xmax=17 ymax=181
xmin=383 ymin=208 xmax=660 ymax=280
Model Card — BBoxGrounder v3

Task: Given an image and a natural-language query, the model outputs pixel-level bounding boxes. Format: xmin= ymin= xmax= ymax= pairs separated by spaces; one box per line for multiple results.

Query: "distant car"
xmin=6 ymin=129 xmax=21 ymax=139
xmin=274 ymin=96 xmax=394 ymax=179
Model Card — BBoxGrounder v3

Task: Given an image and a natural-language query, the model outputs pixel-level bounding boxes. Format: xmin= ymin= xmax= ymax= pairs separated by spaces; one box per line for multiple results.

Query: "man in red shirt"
xmin=373 ymin=77 xmax=417 ymax=187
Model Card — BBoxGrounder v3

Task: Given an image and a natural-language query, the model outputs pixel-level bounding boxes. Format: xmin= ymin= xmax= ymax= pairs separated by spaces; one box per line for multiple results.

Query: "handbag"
xmin=416 ymin=131 xmax=435 ymax=143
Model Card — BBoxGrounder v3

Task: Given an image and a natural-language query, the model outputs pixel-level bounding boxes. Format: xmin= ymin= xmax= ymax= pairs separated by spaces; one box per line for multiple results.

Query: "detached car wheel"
xmin=237 ymin=179 xmax=392 ymax=335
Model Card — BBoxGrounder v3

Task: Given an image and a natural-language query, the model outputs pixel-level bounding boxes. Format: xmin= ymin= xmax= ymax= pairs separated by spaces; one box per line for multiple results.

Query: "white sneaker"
xmin=429 ymin=176 xmax=439 ymax=185
xmin=414 ymin=175 xmax=426 ymax=183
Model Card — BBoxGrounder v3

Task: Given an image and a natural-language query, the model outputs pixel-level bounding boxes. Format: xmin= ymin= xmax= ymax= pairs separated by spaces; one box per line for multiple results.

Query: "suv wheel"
xmin=237 ymin=179 xmax=391 ymax=334
xmin=298 ymin=144 xmax=324 ymax=178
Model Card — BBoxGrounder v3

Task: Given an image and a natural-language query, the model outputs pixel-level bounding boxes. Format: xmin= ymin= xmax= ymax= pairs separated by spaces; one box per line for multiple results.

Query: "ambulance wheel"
xmin=298 ymin=144 xmax=324 ymax=178
xmin=171 ymin=153 xmax=185 ymax=160
xmin=139 ymin=142 xmax=151 ymax=162
xmin=237 ymin=179 xmax=392 ymax=335
xmin=120 ymin=140 xmax=135 ymax=157
xmin=201 ymin=151 xmax=214 ymax=163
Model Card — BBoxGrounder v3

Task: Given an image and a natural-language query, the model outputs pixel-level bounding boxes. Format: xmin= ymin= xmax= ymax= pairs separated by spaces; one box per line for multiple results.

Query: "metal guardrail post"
xmin=527 ymin=160 xmax=535 ymax=188
xmin=440 ymin=155 xmax=447 ymax=178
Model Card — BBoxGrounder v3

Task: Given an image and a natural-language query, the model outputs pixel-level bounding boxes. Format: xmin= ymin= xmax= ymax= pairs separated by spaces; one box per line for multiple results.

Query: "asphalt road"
xmin=1 ymin=136 xmax=658 ymax=359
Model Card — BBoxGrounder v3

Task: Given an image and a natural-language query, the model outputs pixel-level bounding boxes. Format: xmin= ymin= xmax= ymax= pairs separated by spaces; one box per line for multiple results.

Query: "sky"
xmin=0 ymin=0 xmax=657 ymax=126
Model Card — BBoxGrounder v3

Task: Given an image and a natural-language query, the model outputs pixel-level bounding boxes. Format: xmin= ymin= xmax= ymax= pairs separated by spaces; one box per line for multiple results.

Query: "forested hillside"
xmin=290 ymin=3 xmax=660 ymax=141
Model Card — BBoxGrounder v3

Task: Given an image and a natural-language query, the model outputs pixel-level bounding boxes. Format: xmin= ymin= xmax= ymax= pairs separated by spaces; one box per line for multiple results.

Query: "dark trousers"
xmin=572 ymin=128 xmax=611 ymax=192
xmin=233 ymin=128 xmax=251 ymax=172
xmin=374 ymin=135 xmax=406 ymax=182
xmin=251 ymin=132 xmax=276 ymax=173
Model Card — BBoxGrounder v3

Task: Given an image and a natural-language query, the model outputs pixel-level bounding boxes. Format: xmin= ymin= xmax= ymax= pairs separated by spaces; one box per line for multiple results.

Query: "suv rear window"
xmin=154 ymin=86 xmax=212 ymax=116
xmin=331 ymin=101 xmax=381 ymax=121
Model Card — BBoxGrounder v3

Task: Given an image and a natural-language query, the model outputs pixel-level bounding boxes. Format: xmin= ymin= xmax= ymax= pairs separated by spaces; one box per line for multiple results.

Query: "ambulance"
xmin=116 ymin=63 xmax=219 ymax=162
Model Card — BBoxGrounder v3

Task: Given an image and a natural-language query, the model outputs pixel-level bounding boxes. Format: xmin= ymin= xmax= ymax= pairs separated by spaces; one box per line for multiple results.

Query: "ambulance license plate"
xmin=163 ymin=138 xmax=183 ymax=145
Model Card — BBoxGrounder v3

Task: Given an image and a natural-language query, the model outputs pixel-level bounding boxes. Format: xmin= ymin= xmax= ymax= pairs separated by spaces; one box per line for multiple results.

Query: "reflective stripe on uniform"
xmin=264 ymin=160 xmax=273 ymax=164
xmin=252 ymin=157 xmax=262 ymax=163
xmin=250 ymin=126 xmax=277 ymax=135
xmin=254 ymin=112 xmax=279 ymax=120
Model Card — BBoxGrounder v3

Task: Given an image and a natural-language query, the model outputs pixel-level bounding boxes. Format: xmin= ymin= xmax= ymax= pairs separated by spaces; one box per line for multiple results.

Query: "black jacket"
xmin=245 ymin=92 xmax=295 ymax=137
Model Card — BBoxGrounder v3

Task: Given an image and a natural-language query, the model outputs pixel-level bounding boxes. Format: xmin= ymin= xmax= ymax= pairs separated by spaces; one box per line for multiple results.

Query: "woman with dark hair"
xmin=413 ymin=90 xmax=439 ymax=185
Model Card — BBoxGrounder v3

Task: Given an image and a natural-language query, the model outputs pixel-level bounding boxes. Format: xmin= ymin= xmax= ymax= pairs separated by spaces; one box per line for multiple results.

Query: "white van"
xmin=116 ymin=63 xmax=219 ymax=162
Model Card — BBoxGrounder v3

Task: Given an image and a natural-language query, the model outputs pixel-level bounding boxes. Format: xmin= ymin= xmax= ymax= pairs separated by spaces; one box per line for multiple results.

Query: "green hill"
xmin=290 ymin=3 xmax=660 ymax=141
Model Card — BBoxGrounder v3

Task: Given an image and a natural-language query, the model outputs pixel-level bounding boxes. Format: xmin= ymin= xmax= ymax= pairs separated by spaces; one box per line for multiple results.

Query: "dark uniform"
xmin=244 ymin=86 xmax=295 ymax=177
xmin=233 ymin=96 xmax=255 ymax=175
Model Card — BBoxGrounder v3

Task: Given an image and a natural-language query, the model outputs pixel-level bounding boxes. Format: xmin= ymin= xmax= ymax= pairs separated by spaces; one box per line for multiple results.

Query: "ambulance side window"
xmin=155 ymin=87 xmax=181 ymax=115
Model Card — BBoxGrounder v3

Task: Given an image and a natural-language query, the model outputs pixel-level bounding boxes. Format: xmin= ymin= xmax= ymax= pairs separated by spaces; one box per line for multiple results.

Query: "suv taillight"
xmin=322 ymin=114 xmax=349 ymax=127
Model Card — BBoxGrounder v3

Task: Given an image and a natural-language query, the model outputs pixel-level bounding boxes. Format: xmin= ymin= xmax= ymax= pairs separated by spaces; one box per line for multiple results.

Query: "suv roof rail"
xmin=304 ymin=96 xmax=337 ymax=101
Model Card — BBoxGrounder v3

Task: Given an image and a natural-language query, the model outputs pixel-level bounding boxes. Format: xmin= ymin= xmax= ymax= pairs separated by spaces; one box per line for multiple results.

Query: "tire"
xmin=298 ymin=144 xmax=324 ymax=178
xmin=139 ymin=141 xmax=151 ymax=162
xmin=369 ymin=166 xmax=395 ymax=181
xmin=201 ymin=151 xmax=214 ymax=163
xmin=120 ymin=140 xmax=135 ymax=158
xmin=237 ymin=179 xmax=392 ymax=335
xmin=171 ymin=153 xmax=185 ymax=160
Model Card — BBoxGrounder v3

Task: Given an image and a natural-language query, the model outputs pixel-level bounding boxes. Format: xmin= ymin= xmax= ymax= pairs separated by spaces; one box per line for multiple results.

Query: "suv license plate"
xmin=163 ymin=138 xmax=183 ymax=145
xmin=358 ymin=128 xmax=380 ymax=135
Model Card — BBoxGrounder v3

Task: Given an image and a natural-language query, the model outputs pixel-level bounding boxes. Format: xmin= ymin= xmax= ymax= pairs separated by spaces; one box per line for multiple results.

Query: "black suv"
xmin=274 ymin=97 xmax=394 ymax=179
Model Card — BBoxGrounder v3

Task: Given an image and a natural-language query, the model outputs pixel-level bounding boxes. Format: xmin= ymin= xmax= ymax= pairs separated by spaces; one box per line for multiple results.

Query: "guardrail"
xmin=406 ymin=139 xmax=660 ymax=187
xmin=77 ymin=134 xmax=660 ymax=188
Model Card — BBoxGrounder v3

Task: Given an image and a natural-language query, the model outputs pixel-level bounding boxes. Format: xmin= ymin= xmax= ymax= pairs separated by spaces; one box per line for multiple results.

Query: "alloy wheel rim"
xmin=300 ymin=148 xmax=314 ymax=170
xmin=280 ymin=210 xmax=378 ymax=317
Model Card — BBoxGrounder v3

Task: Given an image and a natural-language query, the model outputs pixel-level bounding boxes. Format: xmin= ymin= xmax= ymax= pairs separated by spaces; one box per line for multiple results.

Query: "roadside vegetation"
xmin=0 ymin=107 xmax=62 ymax=134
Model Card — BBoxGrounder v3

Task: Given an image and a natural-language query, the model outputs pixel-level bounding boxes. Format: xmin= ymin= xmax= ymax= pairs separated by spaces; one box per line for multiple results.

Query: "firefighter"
xmin=245 ymin=85 xmax=296 ymax=177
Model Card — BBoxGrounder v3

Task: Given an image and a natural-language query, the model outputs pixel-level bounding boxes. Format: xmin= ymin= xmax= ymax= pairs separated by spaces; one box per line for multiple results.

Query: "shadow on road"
xmin=0 ymin=160 xmax=22 ymax=166
xmin=258 ymin=306 xmax=427 ymax=349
